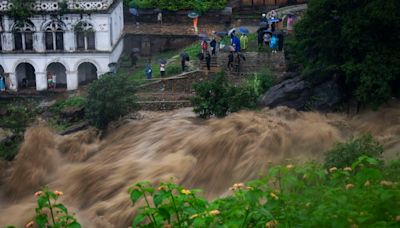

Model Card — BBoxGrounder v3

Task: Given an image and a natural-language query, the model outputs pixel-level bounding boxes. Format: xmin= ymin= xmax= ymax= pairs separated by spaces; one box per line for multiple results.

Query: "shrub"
xmin=127 ymin=0 xmax=227 ymax=12
xmin=290 ymin=0 xmax=400 ymax=109
xmin=324 ymin=134 xmax=383 ymax=169
xmin=192 ymin=72 xmax=274 ymax=118
xmin=50 ymin=96 xmax=85 ymax=114
xmin=85 ymin=74 xmax=137 ymax=129
xmin=130 ymin=156 xmax=400 ymax=227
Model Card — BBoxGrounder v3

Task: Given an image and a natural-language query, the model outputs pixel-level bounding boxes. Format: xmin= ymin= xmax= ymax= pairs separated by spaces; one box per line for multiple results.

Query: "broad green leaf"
xmin=130 ymin=189 xmax=144 ymax=204
xmin=132 ymin=214 xmax=146 ymax=227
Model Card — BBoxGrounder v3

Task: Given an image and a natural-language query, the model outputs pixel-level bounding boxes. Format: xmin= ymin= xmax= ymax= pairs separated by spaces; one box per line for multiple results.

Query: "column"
xmin=35 ymin=72 xmax=48 ymax=91
xmin=66 ymin=71 xmax=78 ymax=90
xmin=8 ymin=73 xmax=18 ymax=91
xmin=64 ymin=31 xmax=75 ymax=52
xmin=34 ymin=32 xmax=45 ymax=52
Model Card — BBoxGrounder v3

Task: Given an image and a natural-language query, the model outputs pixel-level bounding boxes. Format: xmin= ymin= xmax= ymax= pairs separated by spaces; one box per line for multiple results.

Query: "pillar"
xmin=8 ymin=73 xmax=18 ymax=91
xmin=34 ymin=32 xmax=45 ymax=52
xmin=35 ymin=72 xmax=48 ymax=91
xmin=64 ymin=31 xmax=75 ymax=52
xmin=66 ymin=71 xmax=78 ymax=90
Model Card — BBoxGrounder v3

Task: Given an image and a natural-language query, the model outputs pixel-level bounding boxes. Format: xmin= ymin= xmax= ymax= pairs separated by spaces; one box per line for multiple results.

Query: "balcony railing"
xmin=0 ymin=0 xmax=114 ymax=12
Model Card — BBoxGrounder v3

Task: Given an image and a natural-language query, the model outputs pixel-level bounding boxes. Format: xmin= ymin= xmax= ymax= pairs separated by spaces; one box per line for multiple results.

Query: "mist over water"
xmin=1 ymin=104 xmax=399 ymax=227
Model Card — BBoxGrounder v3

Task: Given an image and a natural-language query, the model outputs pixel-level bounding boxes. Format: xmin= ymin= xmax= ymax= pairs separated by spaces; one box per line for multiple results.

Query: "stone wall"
xmin=137 ymin=71 xmax=212 ymax=93
xmin=123 ymin=34 xmax=197 ymax=56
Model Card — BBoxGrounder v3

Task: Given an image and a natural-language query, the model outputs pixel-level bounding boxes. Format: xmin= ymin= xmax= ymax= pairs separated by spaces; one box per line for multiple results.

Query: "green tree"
xmin=85 ymin=74 xmax=137 ymax=129
xmin=290 ymin=0 xmax=400 ymax=108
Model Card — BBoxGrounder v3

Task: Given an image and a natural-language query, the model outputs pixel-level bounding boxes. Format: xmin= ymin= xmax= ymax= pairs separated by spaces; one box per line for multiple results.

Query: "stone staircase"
xmin=200 ymin=55 xmax=220 ymax=73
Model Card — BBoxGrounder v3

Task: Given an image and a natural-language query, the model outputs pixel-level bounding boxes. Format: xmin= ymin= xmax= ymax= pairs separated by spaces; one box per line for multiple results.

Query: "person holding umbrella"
xmin=188 ymin=12 xmax=199 ymax=33
xmin=180 ymin=51 xmax=189 ymax=72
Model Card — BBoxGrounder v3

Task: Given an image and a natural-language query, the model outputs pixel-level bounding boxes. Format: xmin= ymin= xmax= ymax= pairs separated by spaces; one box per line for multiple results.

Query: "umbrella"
xmin=131 ymin=48 xmax=140 ymax=53
xmin=159 ymin=59 xmax=167 ymax=64
xmin=268 ymin=18 xmax=281 ymax=23
xmin=188 ymin=12 xmax=199 ymax=18
xmin=228 ymin=28 xmax=236 ymax=36
xmin=239 ymin=27 xmax=249 ymax=34
xmin=259 ymin=21 xmax=269 ymax=28
xmin=129 ymin=8 xmax=139 ymax=16
xmin=180 ymin=52 xmax=189 ymax=59
xmin=223 ymin=45 xmax=235 ymax=52
xmin=198 ymin=33 xmax=208 ymax=40
xmin=214 ymin=31 xmax=228 ymax=38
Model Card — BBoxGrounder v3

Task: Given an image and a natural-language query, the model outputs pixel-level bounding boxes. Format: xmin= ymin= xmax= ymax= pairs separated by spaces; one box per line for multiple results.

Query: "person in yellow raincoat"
xmin=240 ymin=34 xmax=248 ymax=51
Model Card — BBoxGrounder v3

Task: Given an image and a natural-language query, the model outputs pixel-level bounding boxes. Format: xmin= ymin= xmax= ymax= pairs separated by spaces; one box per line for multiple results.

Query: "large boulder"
xmin=260 ymin=77 xmax=312 ymax=110
xmin=260 ymin=76 xmax=344 ymax=111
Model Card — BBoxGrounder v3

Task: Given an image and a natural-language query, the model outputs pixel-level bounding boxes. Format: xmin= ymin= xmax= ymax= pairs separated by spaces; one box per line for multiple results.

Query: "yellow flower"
xmin=209 ymin=210 xmax=220 ymax=215
xmin=346 ymin=183 xmax=355 ymax=190
xmin=343 ymin=167 xmax=352 ymax=172
xmin=265 ymin=220 xmax=278 ymax=228
xmin=286 ymin=164 xmax=294 ymax=169
xmin=25 ymin=221 xmax=34 ymax=228
xmin=270 ymin=192 xmax=279 ymax=200
xmin=34 ymin=191 xmax=43 ymax=197
xmin=54 ymin=191 xmax=64 ymax=196
xmin=190 ymin=214 xmax=199 ymax=219
xmin=364 ymin=181 xmax=370 ymax=187
xmin=181 ymin=189 xmax=191 ymax=195
xmin=380 ymin=180 xmax=394 ymax=187
xmin=329 ymin=167 xmax=338 ymax=172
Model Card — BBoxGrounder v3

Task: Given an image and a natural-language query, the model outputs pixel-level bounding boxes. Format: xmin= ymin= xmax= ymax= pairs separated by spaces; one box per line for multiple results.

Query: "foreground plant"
xmin=28 ymin=188 xmax=80 ymax=228
xmin=130 ymin=156 xmax=400 ymax=227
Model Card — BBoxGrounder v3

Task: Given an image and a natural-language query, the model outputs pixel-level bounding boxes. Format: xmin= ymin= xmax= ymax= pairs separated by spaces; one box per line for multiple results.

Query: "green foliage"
xmin=0 ymin=101 xmax=37 ymax=161
xmin=50 ymin=96 xmax=85 ymax=114
xmin=324 ymin=134 xmax=384 ymax=169
xmin=127 ymin=0 xmax=227 ymax=12
xmin=85 ymin=74 xmax=137 ymax=129
xmin=131 ymin=156 xmax=400 ymax=227
xmin=290 ymin=0 xmax=400 ymax=108
xmin=9 ymin=0 xmax=34 ymax=22
xmin=16 ymin=188 xmax=81 ymax=228
xmin=191 ymin=72 xmax=274 ymax=118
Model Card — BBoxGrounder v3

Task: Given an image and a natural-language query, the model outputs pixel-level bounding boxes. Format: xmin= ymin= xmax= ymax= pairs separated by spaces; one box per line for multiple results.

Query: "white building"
xmin=0 ymin=0 xmax=124 ymax=91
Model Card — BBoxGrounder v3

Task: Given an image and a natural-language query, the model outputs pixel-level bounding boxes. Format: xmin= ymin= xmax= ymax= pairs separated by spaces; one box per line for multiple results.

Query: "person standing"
xmin=157 ymin=11 xmax=162 ymax=25
xmin=193 ymin=17 xmax=198 ymax=33
xmin=205 ymin=52 xmax=211 ymax=71
xmin=270 ymin=34 xmax=278 ymax=53
xmin=0 ymin=74 xmax=5 ymax=92
xmin=160 ymin=63 xmax=166 ymax=77
xmin=210 ymin=38 xmax=217 ymax=56
xmin=240 ymin=34 xmax=248 ymax=51
xmin=145 ymin=64 xmax=152 ymax=80
xmin=227 ymin=51 xmax=234 ymax=71
xmin=47 ymin=72 xmax=53 ymax=89
xmin=201 ymin=40 xmax=208 ymax=54
xmin=52 ymin=73 xmax=57 ymax=89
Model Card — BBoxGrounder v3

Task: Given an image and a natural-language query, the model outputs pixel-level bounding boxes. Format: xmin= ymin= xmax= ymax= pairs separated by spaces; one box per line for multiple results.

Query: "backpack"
xmin=202 ymin=41 xmax=208 ymax=50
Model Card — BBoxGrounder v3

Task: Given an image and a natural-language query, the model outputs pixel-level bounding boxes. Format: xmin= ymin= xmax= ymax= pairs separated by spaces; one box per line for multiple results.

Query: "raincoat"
xmin=145 ymin=64 xmax=152 ymax=80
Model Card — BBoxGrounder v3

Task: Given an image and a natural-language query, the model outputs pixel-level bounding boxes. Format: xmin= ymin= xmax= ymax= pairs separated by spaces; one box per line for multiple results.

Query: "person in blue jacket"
xmin=145 ymin=64 xmax=152 ymax=80
xmin=270 ymin=34 xmax=278 ymax=53
xmin=232 ymin=35 xmax=241 ymax=52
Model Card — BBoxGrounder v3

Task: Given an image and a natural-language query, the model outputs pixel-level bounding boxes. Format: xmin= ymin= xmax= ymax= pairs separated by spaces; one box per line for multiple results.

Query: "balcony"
xmin=0 ymin=0 xmax=114 ymax=12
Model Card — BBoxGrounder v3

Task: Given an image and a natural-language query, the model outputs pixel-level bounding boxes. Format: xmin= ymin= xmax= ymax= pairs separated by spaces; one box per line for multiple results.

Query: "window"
xmin=75 ymin=21 xmax=95 ymax=50
xmin=45 ymin=20 xmax=65 ymax=51
xmin=13 ymin=21 xmax=35 ymax=51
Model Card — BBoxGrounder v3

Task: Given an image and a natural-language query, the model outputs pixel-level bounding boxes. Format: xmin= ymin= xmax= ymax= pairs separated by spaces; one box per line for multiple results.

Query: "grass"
xmin=119 ymin=42 xmax=202 ymax=85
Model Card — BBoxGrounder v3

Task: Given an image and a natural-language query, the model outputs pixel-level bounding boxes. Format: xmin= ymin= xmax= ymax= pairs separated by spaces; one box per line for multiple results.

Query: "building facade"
xmin=0 ymin=0 xmax=124 ymax=91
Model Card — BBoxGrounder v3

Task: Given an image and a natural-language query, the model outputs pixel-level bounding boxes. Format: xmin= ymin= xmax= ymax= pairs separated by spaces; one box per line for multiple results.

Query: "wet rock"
xmin=260 ymin=77 xmax=311 ymax=110
xmin=261 ymin=76 xmax=344 ymax=112
xmin=59 ymin=122 xmax=89 ymax=136
xmin=59 ymin=107 xmax=85 ymax=123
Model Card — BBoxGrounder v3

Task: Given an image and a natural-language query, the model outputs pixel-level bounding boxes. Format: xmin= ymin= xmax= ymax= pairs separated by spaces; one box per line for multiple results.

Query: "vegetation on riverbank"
xmin=125 ymin=0 xmax=227 ymax=13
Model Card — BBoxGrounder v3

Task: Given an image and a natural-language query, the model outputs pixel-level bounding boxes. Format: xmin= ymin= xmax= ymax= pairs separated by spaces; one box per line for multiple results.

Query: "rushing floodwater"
xmin=1 ymin=104 xmax=400 ymax=227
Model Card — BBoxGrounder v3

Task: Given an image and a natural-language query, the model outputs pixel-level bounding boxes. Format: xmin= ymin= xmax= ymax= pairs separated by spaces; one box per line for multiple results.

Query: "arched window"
xmin=75 ymin=21 xmax=95 ymax=50
xmin=45 ymin=20 xmax=65 ymax=50
xmin=13 ymin=21 xmax=34 ymax=51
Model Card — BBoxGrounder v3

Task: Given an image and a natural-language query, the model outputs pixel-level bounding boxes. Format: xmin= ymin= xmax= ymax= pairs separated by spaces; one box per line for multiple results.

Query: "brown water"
xmin=1 ymin=104 xmax=399 ymax=227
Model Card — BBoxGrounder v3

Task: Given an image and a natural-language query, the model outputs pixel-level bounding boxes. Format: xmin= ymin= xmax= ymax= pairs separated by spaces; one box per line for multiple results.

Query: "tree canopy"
xmin=290 ymin=0 xmax=400 ymax=108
